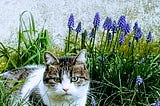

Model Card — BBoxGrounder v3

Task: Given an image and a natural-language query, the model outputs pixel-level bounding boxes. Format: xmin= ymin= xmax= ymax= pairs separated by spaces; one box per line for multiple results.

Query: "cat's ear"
xmin=74 ymin=49 xmax=87 ymax=63
xmin=44 ymin=52 xmax=59 ymax=65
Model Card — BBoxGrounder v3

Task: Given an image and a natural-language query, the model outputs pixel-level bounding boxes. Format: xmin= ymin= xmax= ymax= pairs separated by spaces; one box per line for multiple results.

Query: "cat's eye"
xmin=71 ymin=76 xmax=79 ymax=82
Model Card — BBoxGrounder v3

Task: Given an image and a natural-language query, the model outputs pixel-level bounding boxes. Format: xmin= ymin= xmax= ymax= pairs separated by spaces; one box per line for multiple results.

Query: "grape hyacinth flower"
xmin=90 ymin=28 xmax=95 ymax=38
xmin=76 ymin=22 xmax=81 ymax=33
xmin=134 ymin=27 xmax=142 ymax=42
xmin=75 ymin=22 xmax=82 ymax=45
xmin=68 ymin=13 xmax=74 ymax=30
xmin=133 ymin=22 xmax=142 ymax=42
xmin=146 ymin=32 xmax=152 ymax=43
xmin=133 ymin=22 xmax=138 ymax=30
xmin=125 ymin=23 xmax=131 ymax=35
xmin=152 ymin=100 xmax=160 ymax=106
xmin=93 ymin=12 xmax=100 ymax=29
xmin=103 ymin=17 xmax=112 ymax=30
xmin=98 ymin=56 xmax=105 ymax=62
xmin=136 ymin=76 xmax=143 ymax=85
xmin=118 ymin=16 xmax=127 ymax=32
xmin=119 ymin=33 xmax=125 ymax=45
xmin=91 ymin=97 xmax=96 ymax=106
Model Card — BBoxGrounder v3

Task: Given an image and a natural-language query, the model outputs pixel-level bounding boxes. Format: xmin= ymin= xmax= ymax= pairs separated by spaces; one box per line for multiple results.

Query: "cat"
xmin=0 ymin=49 xmax=90 ymax=106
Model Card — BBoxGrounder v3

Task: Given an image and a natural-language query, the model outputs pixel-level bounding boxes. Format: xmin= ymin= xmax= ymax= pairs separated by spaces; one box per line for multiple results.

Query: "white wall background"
xmin=0 ymin=0 xmax=160 ymax=47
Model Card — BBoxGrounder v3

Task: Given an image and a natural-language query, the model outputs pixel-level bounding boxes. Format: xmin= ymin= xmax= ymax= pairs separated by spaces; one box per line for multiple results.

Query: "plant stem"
xmin=103 ymin=30 xmax=109 ymax=52
xmin=118 ymin=56 xmax=123 ymax=105
xmin=67 ymin=29 xmax=71 ymax=53
xmin=131 ymin=38 xmax=135 ymax=72
xmin=113 ymin=29 xmax=121 ymax=53
xmin=81 ymin=31 xmax=86 ymax=49
xmin=108 ymin=32 xmax=115 ymax=52
xmin=130 ymin=91 xmax=136 ymax=106
xmin=100 ymin=30 xmax=105 ymax=48
xmin=75 ymin=32 xmax=78 ymax=44
xmin=73 ymin=32 xmax=79 ymax=53
xmin=92 ymin=28 xmax=97 ymax=51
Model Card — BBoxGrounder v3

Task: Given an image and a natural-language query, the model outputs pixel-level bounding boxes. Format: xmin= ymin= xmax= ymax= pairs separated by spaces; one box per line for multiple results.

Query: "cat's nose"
xmin=63 ymin=88 xmax=69 ymax=92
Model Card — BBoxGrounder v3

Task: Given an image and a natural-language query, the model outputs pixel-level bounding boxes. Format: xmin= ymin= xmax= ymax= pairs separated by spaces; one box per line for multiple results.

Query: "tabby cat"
xmin=1 ymin=49 xmax=90 ymax=106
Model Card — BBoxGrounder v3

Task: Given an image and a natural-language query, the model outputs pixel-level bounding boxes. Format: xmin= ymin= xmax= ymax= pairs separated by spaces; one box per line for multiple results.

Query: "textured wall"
xmin=0 ymin=0 xmax=159 ymax=47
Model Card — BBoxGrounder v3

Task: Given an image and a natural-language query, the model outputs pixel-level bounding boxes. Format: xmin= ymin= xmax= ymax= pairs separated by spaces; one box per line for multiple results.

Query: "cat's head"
xmin=43 ymin=49 xmax=89 ymax=99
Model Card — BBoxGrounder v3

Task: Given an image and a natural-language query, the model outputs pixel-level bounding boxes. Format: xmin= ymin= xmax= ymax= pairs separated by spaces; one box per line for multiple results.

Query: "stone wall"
xmin=0 ymin=0 xmax=159 ymax=47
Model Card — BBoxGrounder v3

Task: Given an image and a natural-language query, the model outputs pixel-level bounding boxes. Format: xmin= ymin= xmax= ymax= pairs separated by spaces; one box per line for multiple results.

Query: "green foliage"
xmin=0 ymin=11 xmax=52 ymax=105
xmin=0 ymin=78 xmax=26 ymax=106
xmin=0 ymin=11 xmax=51 ymax=71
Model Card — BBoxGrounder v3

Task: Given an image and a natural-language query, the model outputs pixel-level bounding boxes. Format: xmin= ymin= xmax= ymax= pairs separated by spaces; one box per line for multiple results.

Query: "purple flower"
xmin=125 ymin=23 xmax=131 ymax=35
xmin=103 ymin=17 xmax=112 ymax=30
xmin=98 ymin=56 xmax=105 ymax=62
xmin=108 ymin=33 xmax=112 ymax=42
xmin=118 ymin=16 xmax=127 ymax=32
xmin=146 ymin=32 xmax=152 ymax=43
xmin=76 ymin=22 xmax=81 ymax=33
xmin=153 ymin=100 xmax=160 ymax=106
xmin=134 ymin=27 xmax=142 ymax=42
xmin=119 ymin=33 xmax=125 ymax=45
xmin=133 ymin=22 xmax=142 ymax=42
xmin=90 ymin=28 xmax=95 ymax=38
xmin=136 ymin=76 xmax=143 ymax=85
xmin=91 ymin=97 xmax=96 ymax=106
xmin=133 ymin=22 xmax=138 ymax=30
xmin=93 ymin=12 xmax=100 ymax=28
xmin=68 ymin=13 xmax=74 ymax=30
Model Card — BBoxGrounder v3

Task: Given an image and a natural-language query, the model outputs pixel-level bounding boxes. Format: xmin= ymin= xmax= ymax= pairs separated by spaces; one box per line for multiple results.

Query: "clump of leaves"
xmin=0 ymin=11 xmax=51 ymax=70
